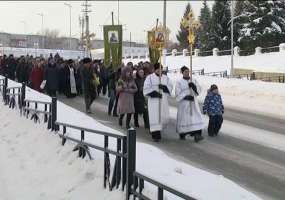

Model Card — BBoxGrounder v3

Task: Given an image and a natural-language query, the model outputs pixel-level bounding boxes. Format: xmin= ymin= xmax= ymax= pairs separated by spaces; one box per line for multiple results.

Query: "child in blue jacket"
xmin=203 ymin=84 xmax=224 ymax=136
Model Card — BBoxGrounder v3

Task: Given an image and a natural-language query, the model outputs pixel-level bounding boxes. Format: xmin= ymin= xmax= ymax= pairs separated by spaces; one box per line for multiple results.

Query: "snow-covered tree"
xmin=176 ymin=3 xmax=196 ymax=49
xmin=197 ymin=0 xmax=213 ymax=51
xmin=210 ymin=0 xmax=231 ymax=50
xmin=238 ymin=0 xmax=285 ymax=52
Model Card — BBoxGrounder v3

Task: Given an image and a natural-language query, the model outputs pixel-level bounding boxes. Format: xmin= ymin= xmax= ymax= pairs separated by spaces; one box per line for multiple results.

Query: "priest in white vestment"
xmin=175 ymin=66 xmax=205 ymax=142
xmin=143 ymin=63 xmax=173 ymax=142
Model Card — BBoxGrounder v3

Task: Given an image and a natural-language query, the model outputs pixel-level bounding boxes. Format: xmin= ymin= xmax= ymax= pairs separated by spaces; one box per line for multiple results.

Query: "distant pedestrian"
xmin=203 ymin=84 xmax=224 ymax=137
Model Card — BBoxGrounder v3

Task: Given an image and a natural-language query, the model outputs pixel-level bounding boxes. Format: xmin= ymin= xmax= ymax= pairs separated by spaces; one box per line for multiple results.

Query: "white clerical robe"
xmin=143 ymin=73 xmax=173 ymax=132
xmin=175 ymin=78 xmax=205 ymax=134
xmin=69 ymin=67 xmax=77 ymax=94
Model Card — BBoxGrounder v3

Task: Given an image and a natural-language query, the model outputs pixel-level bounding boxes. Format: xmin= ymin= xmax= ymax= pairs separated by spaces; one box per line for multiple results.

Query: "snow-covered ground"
xmin=168 ymin=73 xmax=285 ymax=120
xmin=124 ymin=51 xmax=285 ymax=73
xmin=0 ymin=79 xmax=263 ymax=200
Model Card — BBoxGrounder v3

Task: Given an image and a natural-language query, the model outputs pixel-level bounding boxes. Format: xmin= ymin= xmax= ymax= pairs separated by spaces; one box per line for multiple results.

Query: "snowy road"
xmin=59 ymin=95 xmax=285 ymax=200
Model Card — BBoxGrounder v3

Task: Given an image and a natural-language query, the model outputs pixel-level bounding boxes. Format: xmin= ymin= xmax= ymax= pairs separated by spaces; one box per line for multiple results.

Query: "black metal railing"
xmin=132 ymin=172 xmax=197 ymax=200
xmin=204 ymin=70 xmax=228 ymax=78
xmin=167 ymin=68 xmax=204 ymax=75
xmin=55 ymin=121 xmax=136 ymax=199
xmin=22 ymin=98 xmax=55 ymax=130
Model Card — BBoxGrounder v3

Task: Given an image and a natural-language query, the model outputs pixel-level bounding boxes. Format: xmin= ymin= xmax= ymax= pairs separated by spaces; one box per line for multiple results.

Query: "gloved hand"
xmin=188 ymin=82 xmax=199 ymax=95
xmin=184 ymin=95 xmax=194 ymax=101
xmin=159 ymin=84 xmax=170 ymax=94
xmin=148 ymin=91 xmax=162 ymax=99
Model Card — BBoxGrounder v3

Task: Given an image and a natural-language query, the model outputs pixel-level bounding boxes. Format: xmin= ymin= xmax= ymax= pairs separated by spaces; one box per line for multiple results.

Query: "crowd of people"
xmin=0 ymin=53 xmax=224 ymax=143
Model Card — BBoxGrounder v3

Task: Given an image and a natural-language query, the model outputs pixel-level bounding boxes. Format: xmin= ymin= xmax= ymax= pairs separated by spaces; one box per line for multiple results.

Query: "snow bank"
xmin=124 ymin=51 xmax=285 ymax=73
xmin=168 ymin=72 xmax=285 ymax=120
xmin=0 ymin=102 xmax=123 ymax=200
xmin=0 ymin=82 xmax=263 ymax=200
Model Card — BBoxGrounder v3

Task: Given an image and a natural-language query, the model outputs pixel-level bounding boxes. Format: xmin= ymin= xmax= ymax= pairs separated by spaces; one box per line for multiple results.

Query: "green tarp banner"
xmin=103 ymin=25 xmax=122 ymax=69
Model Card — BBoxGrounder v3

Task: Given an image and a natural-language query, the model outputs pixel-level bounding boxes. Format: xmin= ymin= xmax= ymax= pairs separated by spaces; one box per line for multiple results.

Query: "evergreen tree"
xmin=238 ymin=0 xmax=285 ymax=52
xmin=233 ymin=1 xmax=247 ymax=50
xmin=197 ymin=0 xmax=213 ymax=51
xmin=210 ymin=0 xmax=231 ymax=50
xmin=176 ymin=3 xmax=192 ymax=49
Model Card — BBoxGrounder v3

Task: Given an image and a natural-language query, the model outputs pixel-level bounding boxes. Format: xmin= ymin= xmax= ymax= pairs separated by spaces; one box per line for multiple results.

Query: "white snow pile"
xmin=0 ymin=81 xmax=263 ymax=200
xmin=124 ymin=51 xmax=285 ymax=73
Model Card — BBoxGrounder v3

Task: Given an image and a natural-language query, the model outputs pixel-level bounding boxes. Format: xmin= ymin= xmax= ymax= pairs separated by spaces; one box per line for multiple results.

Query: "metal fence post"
xmin=51 ymin=97 xmax=58 ymax=131
xmin=21 ymin=82 xmax=26 ymax=108
xmin=126 ymin=128 xmax=136 ymax=200
xmin=3 ymin=76 xmax=7 ymax=104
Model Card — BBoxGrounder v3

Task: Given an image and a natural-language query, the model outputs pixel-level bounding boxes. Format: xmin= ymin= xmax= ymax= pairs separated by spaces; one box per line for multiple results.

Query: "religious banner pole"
xmin=181 ymin=9 xmax=200 ymax=115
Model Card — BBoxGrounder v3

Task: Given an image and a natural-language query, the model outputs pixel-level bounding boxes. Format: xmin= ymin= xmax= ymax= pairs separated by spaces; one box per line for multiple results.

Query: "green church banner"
xmin=103 ymin=25 xmax=122 ymax=69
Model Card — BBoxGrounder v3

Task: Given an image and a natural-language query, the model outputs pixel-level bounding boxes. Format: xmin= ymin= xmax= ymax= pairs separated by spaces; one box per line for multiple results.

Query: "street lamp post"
xmin=20 ymin=21 xmax=28 ymax=54
xmin=37 ymin=13 xmax=44 ymax=48
xmin=230 ymin=0 xmax=235 ymax=77
xmin=64 ymin=2 xmax=72 ymax=50
xmin=34 ymin=42 xmax=39 ymax=57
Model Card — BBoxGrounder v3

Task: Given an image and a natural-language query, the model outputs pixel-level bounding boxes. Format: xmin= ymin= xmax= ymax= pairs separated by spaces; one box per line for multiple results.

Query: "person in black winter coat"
xmin=202 ymin=84 xmax=224 ymax=136
xmin=81 ymin=57 xmax=96 ymax=113
xmin=44 ymin=59 xmax=59 ymax=97
xmin=16 ymin=57 xmax=29 ymax=84
xmin=134 ymin=67 xmax=149 ymax=129
xmin=107 ymin=64 xmax=120 ymax=117
xmin=6 ymin=55 xmax=17 ymax=80
xmin=98 ymin=63 xmax=108 ymax=96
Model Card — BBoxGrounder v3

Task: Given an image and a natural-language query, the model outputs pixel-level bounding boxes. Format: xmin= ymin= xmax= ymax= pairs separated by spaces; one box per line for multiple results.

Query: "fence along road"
xmin=58 ymin=94 xmax=285 ymax=200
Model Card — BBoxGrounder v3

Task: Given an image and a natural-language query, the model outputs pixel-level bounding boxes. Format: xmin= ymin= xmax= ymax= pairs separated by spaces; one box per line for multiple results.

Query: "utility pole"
xmin=20 ymin=21 xmax=27 ymax=53
xmin=37 ymin=13 xmax=44 ymax=48
xmin=81 ymin=0 xmax=92 ymax=57
xmin=64 ymin=2 xmax=72 ymax=50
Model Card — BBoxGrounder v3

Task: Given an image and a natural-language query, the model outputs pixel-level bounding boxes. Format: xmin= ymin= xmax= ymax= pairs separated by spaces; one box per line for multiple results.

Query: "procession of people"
xmin=0 ymin=53 xmax=224 ymax=143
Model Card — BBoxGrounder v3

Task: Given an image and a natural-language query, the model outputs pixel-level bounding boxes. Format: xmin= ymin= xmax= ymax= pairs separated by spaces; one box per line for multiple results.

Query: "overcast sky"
xmin=0 ymin=1 xmax=213 ymax=43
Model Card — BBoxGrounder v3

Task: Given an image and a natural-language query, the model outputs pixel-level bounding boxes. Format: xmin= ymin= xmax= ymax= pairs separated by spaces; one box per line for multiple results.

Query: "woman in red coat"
xmin=29 ymin=60 xmax=44 ymax=92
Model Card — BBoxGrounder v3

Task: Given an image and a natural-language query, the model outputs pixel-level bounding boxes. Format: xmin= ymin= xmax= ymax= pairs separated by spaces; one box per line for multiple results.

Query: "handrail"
xmin=56 ymin=121 xmax=125 ymax=139
xmin=25 ymin=99 xmax=52 ymax=105
xmin=133 ymin=171 xmax=197 ymax=200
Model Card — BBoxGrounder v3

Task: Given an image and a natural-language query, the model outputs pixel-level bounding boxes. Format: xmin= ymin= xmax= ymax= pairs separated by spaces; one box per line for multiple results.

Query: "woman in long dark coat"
xmin=44 ymin=59 xmax=59 ymax=97
xmin=116 ymin=66 xmax=137 ymax=129
xmin=134 ymin=67 xmax=149 ymax=129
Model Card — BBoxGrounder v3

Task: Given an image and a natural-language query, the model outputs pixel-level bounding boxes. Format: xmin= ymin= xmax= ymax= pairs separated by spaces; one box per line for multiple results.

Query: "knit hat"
xmin=210 ymin=84 xmax=218 ymax=91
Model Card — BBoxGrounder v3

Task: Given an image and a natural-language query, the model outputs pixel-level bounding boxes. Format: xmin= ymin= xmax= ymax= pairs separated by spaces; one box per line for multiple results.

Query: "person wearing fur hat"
xmin=203 ymin=84 xmax=224 ymax=136
xmin=116 ymin=66 xmax=137 ymax=129
xmin=143 ymin=62 xmax=173 ymax=142
xmin=175 ymin=66 xmax=204 ymax=142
